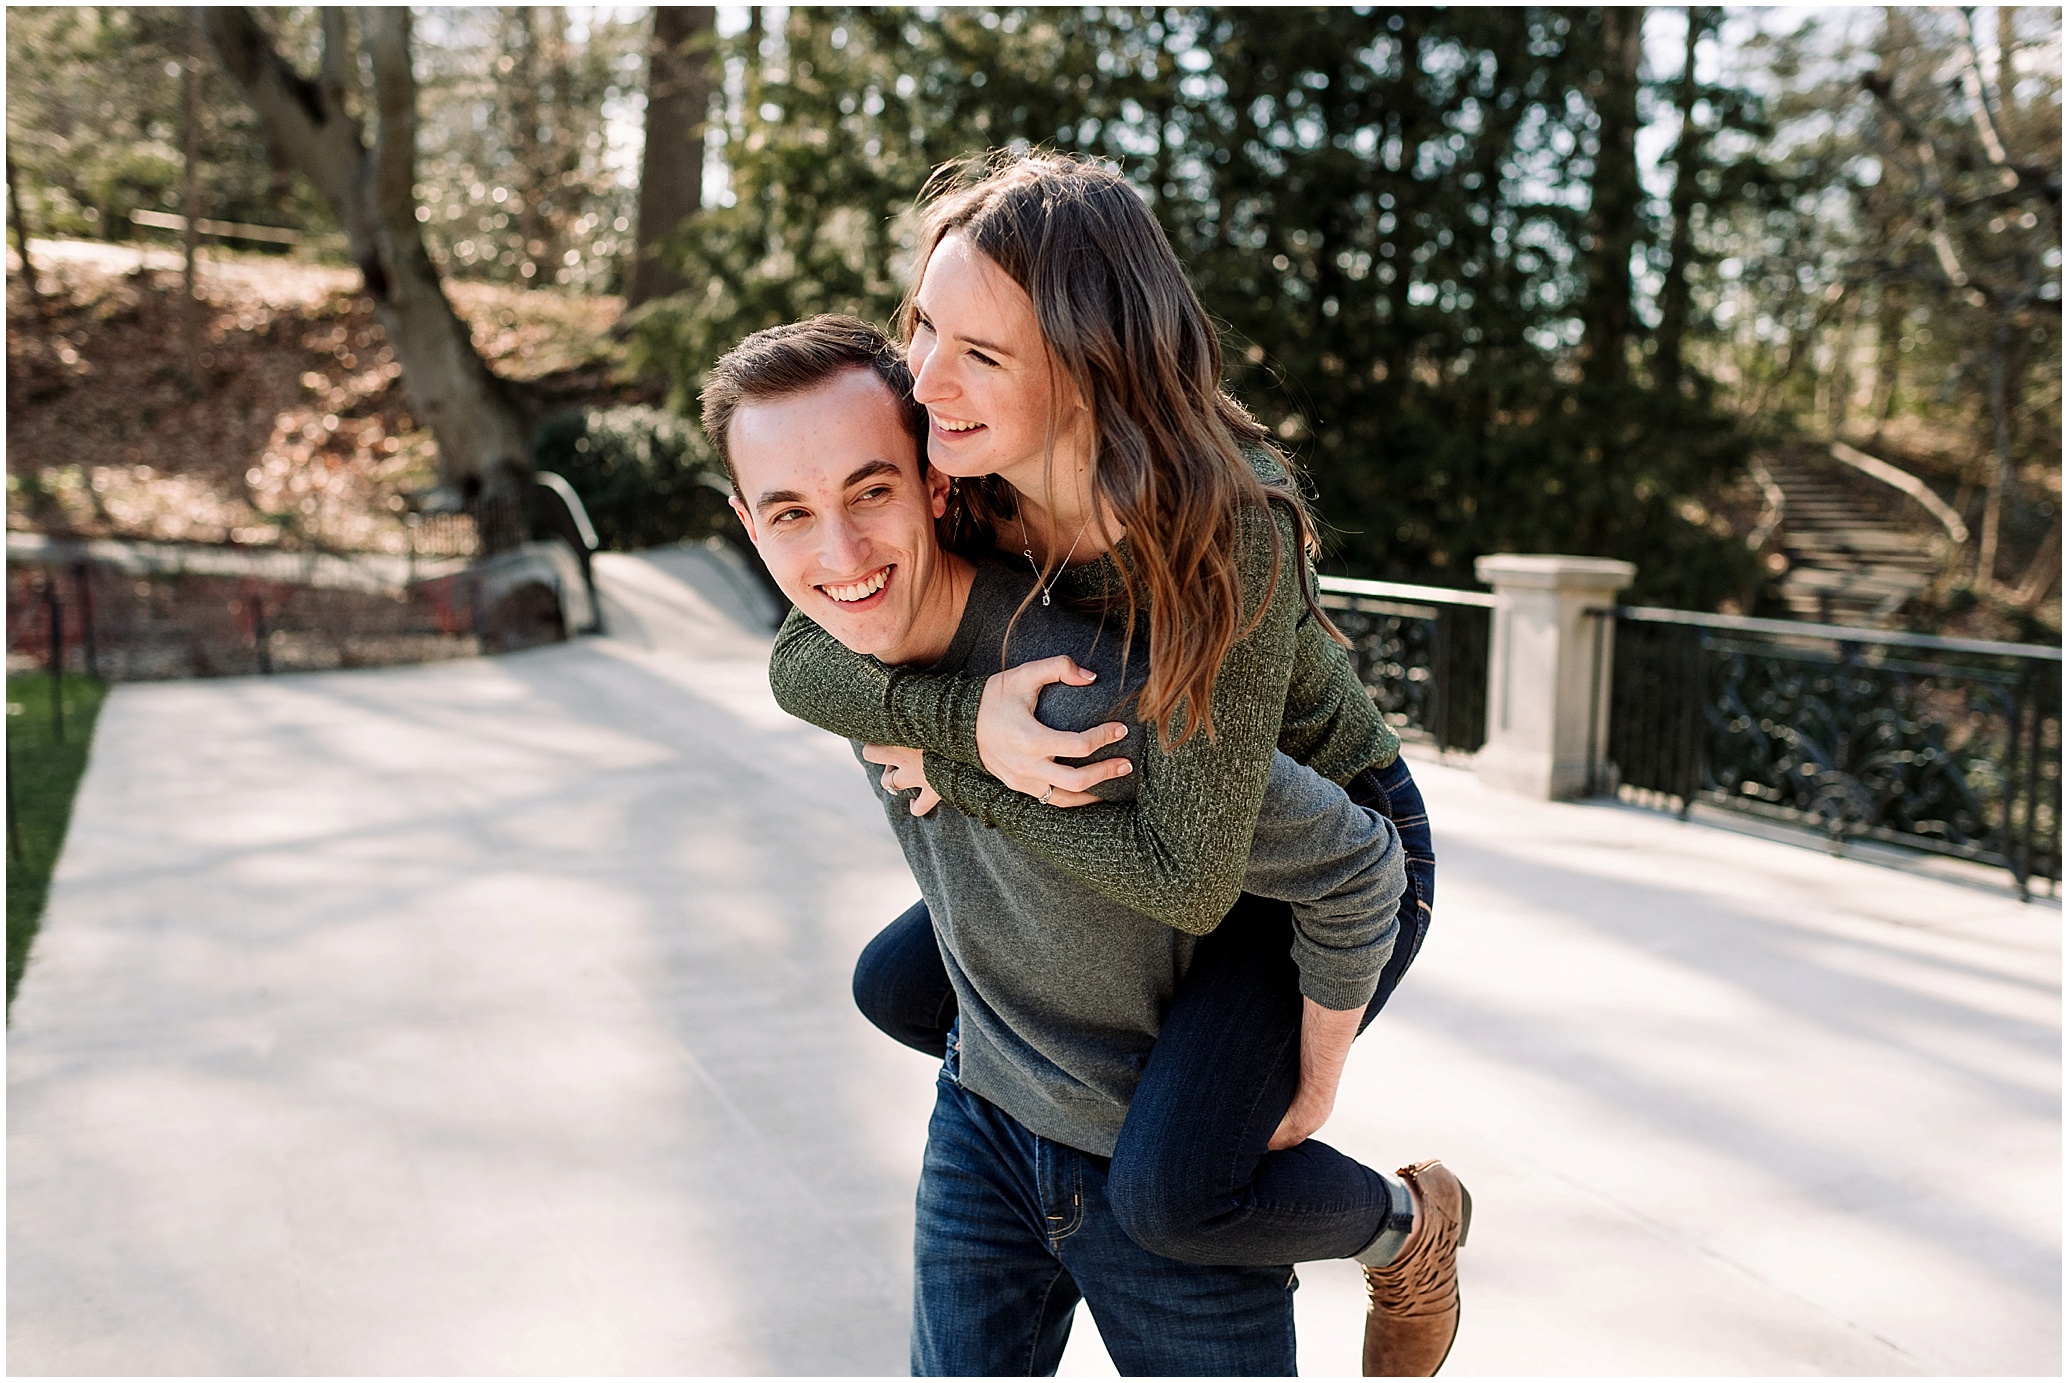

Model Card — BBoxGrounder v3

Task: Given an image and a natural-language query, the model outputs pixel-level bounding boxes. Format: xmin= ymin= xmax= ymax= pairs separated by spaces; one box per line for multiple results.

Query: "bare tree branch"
xmin=1957 ymin=7 xmax=2013 ymax=169
xmin=1861 ymin=68 xmax=1937 ymax=150
xmin=201 ymin=8 xmax=364 ymax=221
xmin=1867 ymin=35 xmax=2058 ymax=205
xmin=1863 ymin=68 xmax=1990 ymax=300
xmin=1929 ymin=223 xmax=1974 ymax=292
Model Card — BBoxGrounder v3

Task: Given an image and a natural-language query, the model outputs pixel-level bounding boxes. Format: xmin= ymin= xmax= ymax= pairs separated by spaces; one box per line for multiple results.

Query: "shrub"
xmin=530 ymin=406 xmax=735 ymax=553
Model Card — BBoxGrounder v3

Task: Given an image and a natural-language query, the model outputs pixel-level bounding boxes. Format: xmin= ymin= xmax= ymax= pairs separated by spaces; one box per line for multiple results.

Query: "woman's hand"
xmin=975 ymin=656 xmax=1132 ymax=807
xmin=862 ymin=744 xmax=942 ymax=817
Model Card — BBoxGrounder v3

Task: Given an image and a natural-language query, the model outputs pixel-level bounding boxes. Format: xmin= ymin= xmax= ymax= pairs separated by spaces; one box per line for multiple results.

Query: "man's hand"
xmin=1268 ymin=997 xmax=1363 ymax=1150
xmin=976 ymin=656 xmax=1131 ymax=806
xmin=862 ymin=744 xmax=942 ymax=817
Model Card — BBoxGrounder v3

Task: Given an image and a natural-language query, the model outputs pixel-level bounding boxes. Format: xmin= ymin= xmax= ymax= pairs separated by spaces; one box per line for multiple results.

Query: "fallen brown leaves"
xmin=6 ymin=242 xmax=637 ymax=556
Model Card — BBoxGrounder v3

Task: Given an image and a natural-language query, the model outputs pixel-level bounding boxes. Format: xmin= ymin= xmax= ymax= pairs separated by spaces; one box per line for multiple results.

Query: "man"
xmin=705 ymin=316 xmax=1453 ymax=1376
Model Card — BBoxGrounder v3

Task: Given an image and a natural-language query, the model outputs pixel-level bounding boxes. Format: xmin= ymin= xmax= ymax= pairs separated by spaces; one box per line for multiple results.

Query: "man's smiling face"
xmin=727 ymin=367 xmax=962 ymax=665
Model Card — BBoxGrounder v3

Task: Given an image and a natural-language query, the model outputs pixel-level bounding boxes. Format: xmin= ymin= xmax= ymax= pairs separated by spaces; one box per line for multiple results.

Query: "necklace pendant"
xmin=1041 ymin=592 xmax=1052 ymax=607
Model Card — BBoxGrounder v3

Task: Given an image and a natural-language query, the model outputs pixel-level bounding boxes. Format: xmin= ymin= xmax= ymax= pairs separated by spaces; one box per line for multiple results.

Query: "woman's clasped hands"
xmin=975 ymin=656 xmax=1132 ymax=806
xmin=863 ymin=655 xmax=1133 ymax=817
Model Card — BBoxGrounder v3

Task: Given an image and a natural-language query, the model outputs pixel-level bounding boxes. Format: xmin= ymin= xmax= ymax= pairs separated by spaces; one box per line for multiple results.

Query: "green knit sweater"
xmin=766 ymin=497 xmax=1401 ymax=936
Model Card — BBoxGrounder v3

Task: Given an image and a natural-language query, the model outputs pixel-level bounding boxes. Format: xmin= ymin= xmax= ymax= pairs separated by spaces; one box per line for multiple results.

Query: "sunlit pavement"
xmin=9 ymin=547 xmax=2058 ymax=1376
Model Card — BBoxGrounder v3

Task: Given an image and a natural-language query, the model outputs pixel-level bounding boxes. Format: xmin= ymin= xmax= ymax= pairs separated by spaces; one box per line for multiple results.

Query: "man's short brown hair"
xmin=700 ymin=315 xmax=927 ymax=488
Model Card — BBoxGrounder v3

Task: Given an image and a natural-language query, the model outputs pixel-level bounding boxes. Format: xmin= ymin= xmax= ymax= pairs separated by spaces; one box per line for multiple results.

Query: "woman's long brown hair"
xmin=903 ymin=150 xmax=1341 ymax=748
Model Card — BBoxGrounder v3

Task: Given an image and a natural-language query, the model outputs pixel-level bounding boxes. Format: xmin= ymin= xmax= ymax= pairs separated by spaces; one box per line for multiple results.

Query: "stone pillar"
xmin=1472 ymin=555 xmax=1636 ymax=800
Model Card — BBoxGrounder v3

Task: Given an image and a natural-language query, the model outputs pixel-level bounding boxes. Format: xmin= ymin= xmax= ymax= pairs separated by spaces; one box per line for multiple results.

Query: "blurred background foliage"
xmin=411 ymin=8 xmax=648 ymax=292
xmin=6 ymin=6 xmax=2061 ymax=628
xmin=6 ymin=7 xmax=332 ymax=240
xmin=532 ymin=404 xmax=731 ymax=553
xmin=623 ymin=6 xmax=2059 ymax=615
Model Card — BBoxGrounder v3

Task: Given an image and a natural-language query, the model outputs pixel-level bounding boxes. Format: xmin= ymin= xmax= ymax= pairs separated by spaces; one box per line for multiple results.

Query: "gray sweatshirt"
xmin=858 ymin=555 xmax=1404 ymax=1156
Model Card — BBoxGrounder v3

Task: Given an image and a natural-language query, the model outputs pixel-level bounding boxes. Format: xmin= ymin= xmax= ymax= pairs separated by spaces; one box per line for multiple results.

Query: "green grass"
xmin=7 ymin=672 xmax=109 ymax=1012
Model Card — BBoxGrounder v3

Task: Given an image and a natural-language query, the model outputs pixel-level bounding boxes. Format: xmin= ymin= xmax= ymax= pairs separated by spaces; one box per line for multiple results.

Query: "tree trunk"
xmin=629 ymin=6 xmax=715 ymax=308
xmin=1976 ymin=311 xmax=2022 ymax=587
xmin=1828 ymin=287 xmax=1861 ymax=433
xmin=1997 ymin=8 xmax=2018 ymax=110
xmin=2013 ymin=507 xmax=2058 ymax=608
xmin=181 ymin=17 xmax=204 ymax=387
xmin=1868 ymin=280 xmax=1902 ymax=428
xmin=1655 ymin=6 xmax=1713 ymax=394
xmin=202 ymin=6 xmax=532 ymax=521
xmin=1580 ymin=6 xmax=1646 ymax=391
xmin=6 ymin=156 xmax=44 ymax=319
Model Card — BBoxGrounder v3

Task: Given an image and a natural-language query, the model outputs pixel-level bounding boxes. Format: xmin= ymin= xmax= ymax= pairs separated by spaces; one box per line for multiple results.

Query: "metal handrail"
xmin=1830 ymin=442 xmax=1970 ymax=545
xmin=1316 ymin=574 xmax=1501 ymax=608
xmin=532 ymin=471 xmax=600 ymax=552
xmin=1605 ymin=604 xmax=2063 ymax=661
xmin=1314 ymin=574 xmax=1493 ymax=752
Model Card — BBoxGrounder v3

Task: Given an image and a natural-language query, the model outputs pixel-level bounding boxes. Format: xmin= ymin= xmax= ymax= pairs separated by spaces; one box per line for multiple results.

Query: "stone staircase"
xmin=1763 ymin=452 xmax=1949 ymax=626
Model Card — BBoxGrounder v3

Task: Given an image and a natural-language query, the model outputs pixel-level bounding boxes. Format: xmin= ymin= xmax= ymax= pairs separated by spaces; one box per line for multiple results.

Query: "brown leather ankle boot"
xmin=1362 ymin=1159 xmax=1471 ymax=1376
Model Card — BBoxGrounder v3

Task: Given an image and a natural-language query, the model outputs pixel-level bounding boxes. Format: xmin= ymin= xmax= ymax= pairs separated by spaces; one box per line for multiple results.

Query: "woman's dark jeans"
xmin=853 ymin=897 xmax=961 ymax=1060
xmin=852 ymin=754 xmax=1437 ymax=1267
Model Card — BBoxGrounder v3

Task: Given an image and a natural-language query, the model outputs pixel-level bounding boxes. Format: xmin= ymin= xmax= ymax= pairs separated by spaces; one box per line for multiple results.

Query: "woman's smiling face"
xmin=907 ymin=231 xmax=1088 ymax=496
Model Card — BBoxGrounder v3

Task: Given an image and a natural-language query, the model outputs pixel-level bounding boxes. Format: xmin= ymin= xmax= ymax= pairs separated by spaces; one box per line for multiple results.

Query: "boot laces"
xmin=1364 ymin=1182 xmax=1460 ymax=1317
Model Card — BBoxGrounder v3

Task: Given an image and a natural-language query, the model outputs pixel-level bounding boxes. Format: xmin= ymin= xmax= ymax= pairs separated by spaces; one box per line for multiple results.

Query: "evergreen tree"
xmin=629 ymin=6 xmax=1774 ymax=608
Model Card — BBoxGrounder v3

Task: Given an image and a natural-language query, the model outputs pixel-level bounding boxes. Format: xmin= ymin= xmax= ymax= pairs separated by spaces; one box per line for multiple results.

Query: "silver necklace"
xmin=1019 ymin=512 xmax=1094 ymax=607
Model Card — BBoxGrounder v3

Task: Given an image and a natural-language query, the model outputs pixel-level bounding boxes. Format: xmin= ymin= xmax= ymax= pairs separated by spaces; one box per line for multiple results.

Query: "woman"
xmin=767 ymin=152 xmax=1461 ymax=1374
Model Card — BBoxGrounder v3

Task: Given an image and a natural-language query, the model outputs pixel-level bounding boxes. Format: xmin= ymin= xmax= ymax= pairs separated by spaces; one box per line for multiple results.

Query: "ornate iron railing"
xmin=1315 ymin=576 xmax=1496 ymax=753
xmin=1593 ymin=606 xmax=2062 ymax=898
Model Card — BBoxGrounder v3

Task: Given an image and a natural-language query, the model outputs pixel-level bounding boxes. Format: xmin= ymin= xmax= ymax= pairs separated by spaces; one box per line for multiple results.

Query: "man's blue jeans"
xmin=866 ymin=755 xmax=1437 ymax=1269
xmin=913 ymin=1043 xmax=1298 ymax=1377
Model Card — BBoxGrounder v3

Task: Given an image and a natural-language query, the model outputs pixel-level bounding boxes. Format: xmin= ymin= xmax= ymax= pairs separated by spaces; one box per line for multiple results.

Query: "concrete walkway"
xmin=9 ymin=547 xmax=2059 ymax=1376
